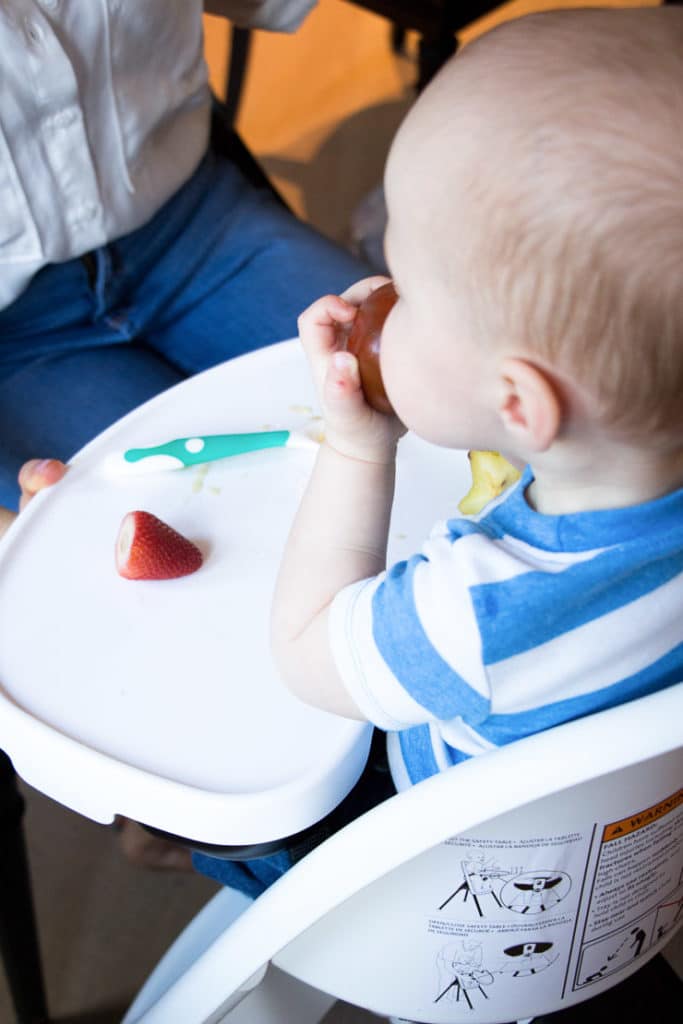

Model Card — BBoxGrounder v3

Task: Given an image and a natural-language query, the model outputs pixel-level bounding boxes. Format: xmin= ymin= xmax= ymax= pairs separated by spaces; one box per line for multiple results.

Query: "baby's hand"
xmin=18 ymin=458 xmax=68 ymax=511
xmin=297 ymin=277 xmax=405 ymax=464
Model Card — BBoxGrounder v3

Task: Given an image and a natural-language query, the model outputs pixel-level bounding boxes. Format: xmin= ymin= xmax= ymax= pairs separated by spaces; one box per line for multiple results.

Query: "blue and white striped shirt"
xmin=329 ymin=467 xmax=683 ymax=788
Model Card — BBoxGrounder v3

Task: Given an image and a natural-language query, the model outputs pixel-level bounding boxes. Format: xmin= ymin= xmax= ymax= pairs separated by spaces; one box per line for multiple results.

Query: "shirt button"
xmin=50 ymin=109 xmax=78 ymax=131
xmin=38 ymin=0 xmax=61 ymax=9
xmin=25 ymin=19 xmax=45 ymax=45
xmin=70 ymin=202 xmax=101 ymax=231
xmin=80 ymin=202 xmax=99 ymax=222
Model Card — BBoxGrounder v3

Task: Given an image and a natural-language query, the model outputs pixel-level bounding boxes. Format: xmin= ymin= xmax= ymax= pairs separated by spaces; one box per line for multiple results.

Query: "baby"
xmin=270 ymin=4 xmax=683 ymax=792
xmin=9 ymin=7 xmax=683 ymax=895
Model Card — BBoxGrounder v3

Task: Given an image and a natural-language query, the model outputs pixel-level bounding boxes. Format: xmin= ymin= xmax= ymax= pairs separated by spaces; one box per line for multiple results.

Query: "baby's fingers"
xmin=297 ymin=293 xmax=356 ymax=350
xmin=297 ymin=293 xmax=357 ymax=396
xmin=324 ymin=351 xmax=364 ymax=411
xmin=18 ymin=458 xmax=67 ymax=511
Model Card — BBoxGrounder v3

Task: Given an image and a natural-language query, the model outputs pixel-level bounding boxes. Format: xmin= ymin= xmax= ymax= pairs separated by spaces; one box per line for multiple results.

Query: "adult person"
xmin=0 ymin=0 xmax=367 ymax=509
xmin=0 ymin=0 xmax=368 ymax=868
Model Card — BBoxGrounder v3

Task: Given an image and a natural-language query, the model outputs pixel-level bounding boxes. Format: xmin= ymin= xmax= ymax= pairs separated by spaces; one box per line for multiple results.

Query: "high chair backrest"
xmin=124 ymin=682 xmax=683 ymax=1024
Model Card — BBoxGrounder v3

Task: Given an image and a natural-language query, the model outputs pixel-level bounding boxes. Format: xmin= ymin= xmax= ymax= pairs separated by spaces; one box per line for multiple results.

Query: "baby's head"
xmin=380 ymin=7 xmax=683 ymax=459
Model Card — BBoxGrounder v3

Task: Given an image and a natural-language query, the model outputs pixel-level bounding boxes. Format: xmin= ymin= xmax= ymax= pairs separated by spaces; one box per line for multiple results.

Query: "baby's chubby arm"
xmin=271 ymin=277 xmax=405 ymax=720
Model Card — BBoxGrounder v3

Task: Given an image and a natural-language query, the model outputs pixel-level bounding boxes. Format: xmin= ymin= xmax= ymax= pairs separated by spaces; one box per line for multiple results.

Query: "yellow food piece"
xmin=458 ymin=450 xmax=521 ymax=515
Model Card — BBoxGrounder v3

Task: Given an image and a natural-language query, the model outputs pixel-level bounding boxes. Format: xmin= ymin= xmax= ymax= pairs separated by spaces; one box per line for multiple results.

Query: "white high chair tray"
xmin=0 ymin=340 xmax=472 ymax=846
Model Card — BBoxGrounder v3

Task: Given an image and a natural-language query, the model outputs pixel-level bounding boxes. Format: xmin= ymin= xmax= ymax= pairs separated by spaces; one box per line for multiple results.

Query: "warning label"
xmin=574 ymin=788 xmax=683 ymax=989
xmin=602 ymin=790 xmax=683 ymax=843
xmin=411 ymin=785 xmax=682 ymax=1017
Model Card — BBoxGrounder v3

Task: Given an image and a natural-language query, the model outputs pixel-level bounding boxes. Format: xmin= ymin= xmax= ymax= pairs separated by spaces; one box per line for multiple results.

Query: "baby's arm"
xmin=271 ymin=279 xmax=404 ymax=720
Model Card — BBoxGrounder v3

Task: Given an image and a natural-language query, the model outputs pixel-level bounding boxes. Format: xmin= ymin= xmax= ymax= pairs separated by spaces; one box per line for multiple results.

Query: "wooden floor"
xmin=0 ymin=3 xmax=675 ymax=1023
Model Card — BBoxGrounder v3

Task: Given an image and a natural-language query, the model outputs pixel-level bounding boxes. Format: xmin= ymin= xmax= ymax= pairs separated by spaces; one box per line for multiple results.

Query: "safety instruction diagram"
xmin=416 ymin=786 xmax=682 ymax=1017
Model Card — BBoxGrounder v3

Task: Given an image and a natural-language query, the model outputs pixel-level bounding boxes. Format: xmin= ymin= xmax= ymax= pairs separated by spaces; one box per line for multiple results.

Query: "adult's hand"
xmin=204 ymin=0 xmax=317 ymax=33
xmin=18 ymin=459 xmax=68 ymax=512
xmin=0 ymin=459 xmax=68 ymax=541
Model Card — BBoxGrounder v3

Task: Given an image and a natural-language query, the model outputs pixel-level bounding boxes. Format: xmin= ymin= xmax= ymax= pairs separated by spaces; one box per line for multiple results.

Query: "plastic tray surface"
xmin=0 ymin=341 xmax=472 ymax=843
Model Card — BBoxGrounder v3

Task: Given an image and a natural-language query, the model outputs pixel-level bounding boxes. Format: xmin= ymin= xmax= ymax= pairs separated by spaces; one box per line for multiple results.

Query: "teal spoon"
xmin=101 ymin=430 xmax=318 ymax=476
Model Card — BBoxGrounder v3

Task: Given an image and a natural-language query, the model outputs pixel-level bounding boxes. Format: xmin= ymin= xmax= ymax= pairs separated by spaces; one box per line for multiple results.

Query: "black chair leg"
xmin=391 ymin=23 xmax=406 ymax=54
xmin=224 ymin=26 xmax=253 ymax=127
xmin=0 ymin=751 xmax=49 ymax=1024
xmin=417 ymin=30 xmax=458 ymax=91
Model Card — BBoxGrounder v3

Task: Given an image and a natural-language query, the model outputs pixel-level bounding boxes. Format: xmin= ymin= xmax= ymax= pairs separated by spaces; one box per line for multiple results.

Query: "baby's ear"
xmin=497 ymin=357 xmax=561 ymax=453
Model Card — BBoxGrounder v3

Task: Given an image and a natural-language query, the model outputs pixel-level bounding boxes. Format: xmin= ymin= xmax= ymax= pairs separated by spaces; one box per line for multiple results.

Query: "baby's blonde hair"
xmin=453 ymin=8 xmax=683 ymax=447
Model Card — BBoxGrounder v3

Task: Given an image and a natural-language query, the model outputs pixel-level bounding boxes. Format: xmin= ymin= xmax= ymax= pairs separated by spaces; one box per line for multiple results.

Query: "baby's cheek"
xmin=379 ymin=345 xmax=413 ymax=426
xmin=377 ymin=342 xmax=397 ymax=407
xmin=376 ymin=312 xmax=402 ymax=393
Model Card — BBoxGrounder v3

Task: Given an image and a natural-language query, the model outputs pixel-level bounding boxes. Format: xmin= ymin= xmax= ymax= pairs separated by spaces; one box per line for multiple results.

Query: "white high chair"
xmin=123 ymin=682 xmax=682 ymax=1024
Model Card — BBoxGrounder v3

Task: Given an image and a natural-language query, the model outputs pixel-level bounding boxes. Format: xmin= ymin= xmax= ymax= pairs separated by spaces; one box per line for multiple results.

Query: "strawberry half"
xmin=115 ymin=511 xmax=203 ymax=580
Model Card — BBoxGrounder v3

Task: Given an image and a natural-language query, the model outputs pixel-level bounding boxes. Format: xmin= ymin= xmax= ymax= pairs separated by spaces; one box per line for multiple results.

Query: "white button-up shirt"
xmin=0 ymin=0 xmax=316 ymax=311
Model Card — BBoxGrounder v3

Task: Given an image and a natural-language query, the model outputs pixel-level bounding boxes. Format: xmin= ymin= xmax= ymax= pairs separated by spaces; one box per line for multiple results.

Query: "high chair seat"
xmin=123 ymin=681 xmax=682 ymax=1024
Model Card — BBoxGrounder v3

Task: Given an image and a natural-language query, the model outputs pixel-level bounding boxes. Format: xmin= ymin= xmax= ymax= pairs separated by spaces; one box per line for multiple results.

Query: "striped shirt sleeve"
xmin=329 ymin=520 xmax=493 ymax=730
xmin=329 ymin=469 xmax=683 ymax=753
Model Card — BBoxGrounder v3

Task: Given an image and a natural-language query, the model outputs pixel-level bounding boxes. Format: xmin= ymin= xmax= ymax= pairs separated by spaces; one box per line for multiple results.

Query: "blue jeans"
xmin=0 ymin=149 xmax=369 ymax=508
